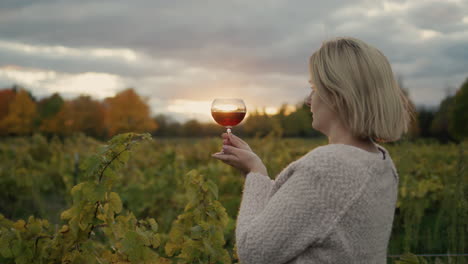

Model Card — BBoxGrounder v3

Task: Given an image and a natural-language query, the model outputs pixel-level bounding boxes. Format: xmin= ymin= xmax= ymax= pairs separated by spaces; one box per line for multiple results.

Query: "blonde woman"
xmin=212 ymin=37 xmax=414 ymax=263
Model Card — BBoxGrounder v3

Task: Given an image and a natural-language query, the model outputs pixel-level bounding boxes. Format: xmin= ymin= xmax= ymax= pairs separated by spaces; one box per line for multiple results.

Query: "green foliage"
xmin=164 ymin=170 xmax=232 ymax=263
xmin=0 ymin=133 xmax=168 ymax=263
xmin=0 ymin=134 xmax=467 ymax=263
xmin=386 ymin=139 xmax=468 ymax=262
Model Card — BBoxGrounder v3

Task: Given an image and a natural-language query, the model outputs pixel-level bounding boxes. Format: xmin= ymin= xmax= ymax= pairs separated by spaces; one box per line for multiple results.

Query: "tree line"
xmin=0 ymin=78 xmax=466 ymax=142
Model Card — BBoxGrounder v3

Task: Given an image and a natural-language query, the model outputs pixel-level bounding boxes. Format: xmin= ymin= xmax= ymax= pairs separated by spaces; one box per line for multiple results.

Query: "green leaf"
xmin=142 ymin=247 xmax=159 ymax=261
xmin=71 ymin=182 xmax=85 ymax=201
xmin=108 ymin=192 xmax=122 ymax=214
xmin=80 ymin=155 xmax=101 ymax=174
xmin=59 ymin=225 xmax=69 ymax=233
xmin=150 ymin=234 xmax=161 ymax=248
xmin=148 ymin=218 xmax=158 ymax=232
xmin=0 ymin=236 xmax=13 ymax=258
xmin=27 ymin=216 xmax=42 ymax=235
xmin=122 ymin=230 xmax=147 ymax=262
xmin=61 ymin=208 xmax=74 ymax=220
xmin=190 ymin=225 xmax=203 ymax=239
xmin=102 ymin=167 xmax=118 ymax=188
xmin=206 ymin=180 xmax=219 ymax=200
xmin=10 ymin=240 xmax=21 ymax=257
xmin=82 ymin=182 xmax=105 ymax=203
xmin=164 ymin=242 xmax=179 ymax=257
xmin=13 ymin=219 xmax=26 ymax=231
xmin=118 ymin=151 xmax=130 ymax=164
xmin=202 ymin=238 xmax=216 ymax=256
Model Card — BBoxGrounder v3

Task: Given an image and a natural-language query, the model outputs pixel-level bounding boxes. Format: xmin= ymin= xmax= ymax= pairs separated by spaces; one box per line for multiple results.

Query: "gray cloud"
xmin=0 ymin=0 xmax=345 ymax=75
xmin=406 ymin=0 xmax=468 ymax=33
xmin=1 ymin=0 xmax=467 ymax=118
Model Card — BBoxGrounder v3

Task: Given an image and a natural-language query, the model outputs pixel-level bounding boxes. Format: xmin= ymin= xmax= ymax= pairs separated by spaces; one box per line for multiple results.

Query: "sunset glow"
xmin=212 ymin=104 xmax=240 ymax=112
xmin=167 ymin=99 xmax=212 ymax=115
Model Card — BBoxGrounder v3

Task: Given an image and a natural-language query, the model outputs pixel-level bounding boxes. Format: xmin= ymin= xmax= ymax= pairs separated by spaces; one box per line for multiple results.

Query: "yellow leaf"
xmin=59 ymin=225 xmax=70 ymax=233
xmin=13 ymin=219 xmax=26 ymax=231
xmin=109 ymin=192 xmax=123 ymax=214
xmin=61 ymin=208 xmax=74 ymax=220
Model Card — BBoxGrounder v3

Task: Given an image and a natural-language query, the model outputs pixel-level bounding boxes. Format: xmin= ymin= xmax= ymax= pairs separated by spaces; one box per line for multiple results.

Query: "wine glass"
xmin=211 ymin=98 xmax=246 ymax=134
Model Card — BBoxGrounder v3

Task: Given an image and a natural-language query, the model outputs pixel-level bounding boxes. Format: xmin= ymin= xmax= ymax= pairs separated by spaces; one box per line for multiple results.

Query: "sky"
xmin=0 ymin=0 xmax=467 ymax=123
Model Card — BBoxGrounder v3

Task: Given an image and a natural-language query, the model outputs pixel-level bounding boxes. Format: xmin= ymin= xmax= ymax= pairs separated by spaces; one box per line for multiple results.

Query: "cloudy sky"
xmin=1 ymin=0 xmax=467 ymax=122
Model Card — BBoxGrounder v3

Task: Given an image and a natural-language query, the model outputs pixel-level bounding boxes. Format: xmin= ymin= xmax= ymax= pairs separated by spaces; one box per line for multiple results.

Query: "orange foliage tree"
xmin=0 ymin=89 xmax=16 ymax=121
xmin=40 ymin=95 xmax=106 ymax=138
xmin=103 ymin=88 xmax=158 ymax=137
xmin=0 ymin=89 xmax=37 ymax=136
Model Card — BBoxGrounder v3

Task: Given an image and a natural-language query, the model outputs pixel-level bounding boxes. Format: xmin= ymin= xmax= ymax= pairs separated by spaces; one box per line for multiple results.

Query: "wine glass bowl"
xmin=211 ymin=98 xmax=246 ymax=133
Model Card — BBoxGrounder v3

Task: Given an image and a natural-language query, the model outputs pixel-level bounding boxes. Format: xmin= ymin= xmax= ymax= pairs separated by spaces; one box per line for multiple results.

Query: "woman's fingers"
xmin=221 ymin=133 xmax=252 ymax=151
xmin=221 ymin=144 xmax=242 ymax=155
xmin=211 ymin=150 xmax=238 ymax=164
xmin=212 ymin=145 xmax=244 ymax=162
xmin=211 ymin=152 xmax=231 ymax=161
xmin=212 ymin=146 xmax=248 ymax=172
xmin=212 ymin=145 xmax=265 ymax=176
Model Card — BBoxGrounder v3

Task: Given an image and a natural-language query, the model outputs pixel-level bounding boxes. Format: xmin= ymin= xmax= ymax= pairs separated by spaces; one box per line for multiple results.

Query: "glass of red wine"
xmin=211 ymin=98 xmax=246 ymax=134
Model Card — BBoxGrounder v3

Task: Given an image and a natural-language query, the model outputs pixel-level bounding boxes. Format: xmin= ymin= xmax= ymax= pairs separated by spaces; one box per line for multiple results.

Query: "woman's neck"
xmin=327 ymin=124 xmax=379 ymax=153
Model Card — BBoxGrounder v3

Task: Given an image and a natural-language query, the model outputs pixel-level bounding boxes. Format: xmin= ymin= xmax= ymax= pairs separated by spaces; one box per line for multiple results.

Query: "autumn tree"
xmin=0 ymin=88 xmax=16 ymax=121
xmin=40 ymin=95 xmax=106 ymax=138
xmin=415 ymin=106 xmax=436 ymax=138
xmin=37 ymin=93 xmax=64 ymax=119
xmin=40 ymin=101 xmax=72 ymax=136
xmin=103 ymin=88 xmax=158 ymax=137
xmin=0 ymin=89 xmax=37 ymax=136
xmin=430 ymin=95 xmax=456 ymax=143
xmin=449 ymin=77 xmax=468 ymax=141
xmin=278 ymin=102 xmax=318 ymax=137
xmin=35 ymin=93 xmax=64 ymax=131
xmin=243 ymin=109 xmax=277 ymax=137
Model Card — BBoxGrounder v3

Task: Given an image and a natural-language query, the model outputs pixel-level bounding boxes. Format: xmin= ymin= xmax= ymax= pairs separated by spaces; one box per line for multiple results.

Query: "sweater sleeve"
xmin=235 ymin=172 xmax=275 ymax=225
xmin=235 ymin=151 xmax=371 ymax=264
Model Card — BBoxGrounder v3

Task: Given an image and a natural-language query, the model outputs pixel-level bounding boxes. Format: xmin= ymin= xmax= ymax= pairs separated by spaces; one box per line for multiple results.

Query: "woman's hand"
xmin=221 ymin=132 xmax=252 ymax=152
xmin=212 ymin=133 xmax=268 ymax=177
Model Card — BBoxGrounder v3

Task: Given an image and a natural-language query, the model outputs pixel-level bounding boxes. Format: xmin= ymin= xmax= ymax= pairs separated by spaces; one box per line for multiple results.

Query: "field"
xmin=0 ymin=133 xmax=467 ymax=263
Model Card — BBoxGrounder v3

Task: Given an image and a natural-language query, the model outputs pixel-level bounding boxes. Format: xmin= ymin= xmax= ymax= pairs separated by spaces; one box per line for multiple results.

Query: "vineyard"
xmin=0 ymin=133 xmax=467 ymax=263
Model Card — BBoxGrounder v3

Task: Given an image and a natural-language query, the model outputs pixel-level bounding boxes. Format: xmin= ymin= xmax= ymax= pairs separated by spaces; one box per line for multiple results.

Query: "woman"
xmin=212 ymin=37 xmax=413 ymax=263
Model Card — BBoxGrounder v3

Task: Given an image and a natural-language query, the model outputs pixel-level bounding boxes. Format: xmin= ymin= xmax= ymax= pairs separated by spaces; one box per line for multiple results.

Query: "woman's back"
xmin=235 ymin=144 xmax=399 ymax=264
xmin=213 ymin=36 xmax=411 ymax=264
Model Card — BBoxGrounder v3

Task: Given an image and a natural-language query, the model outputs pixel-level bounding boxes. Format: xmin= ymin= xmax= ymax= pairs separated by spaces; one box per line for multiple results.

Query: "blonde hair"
xmin=309 ymin=37 xmax=415 ymax=143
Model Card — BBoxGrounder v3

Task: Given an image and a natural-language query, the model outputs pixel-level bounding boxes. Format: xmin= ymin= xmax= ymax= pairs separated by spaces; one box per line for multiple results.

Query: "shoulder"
xmin=294 ymin=144 xmax=372 ymax=180
xmin=297 ymin=144 xmax=363 ymax=166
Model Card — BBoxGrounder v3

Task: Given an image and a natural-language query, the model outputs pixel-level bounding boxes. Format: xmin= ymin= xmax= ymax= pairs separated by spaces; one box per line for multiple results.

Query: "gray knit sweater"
xmin=235 ymin=143 xmax=399 ymax=264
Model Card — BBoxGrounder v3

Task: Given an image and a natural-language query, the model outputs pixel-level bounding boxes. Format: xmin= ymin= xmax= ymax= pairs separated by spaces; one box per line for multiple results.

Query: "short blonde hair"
xmin=309 ymin=37 xmax=415 ymax=143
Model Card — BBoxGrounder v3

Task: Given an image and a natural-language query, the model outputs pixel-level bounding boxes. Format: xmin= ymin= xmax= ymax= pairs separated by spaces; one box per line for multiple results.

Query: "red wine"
xmin=211 ymin=111 xmax=246 ymax=127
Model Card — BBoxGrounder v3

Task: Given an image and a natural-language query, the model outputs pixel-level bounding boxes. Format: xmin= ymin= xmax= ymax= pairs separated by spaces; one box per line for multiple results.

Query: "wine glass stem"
xmin=226 ymin=127 xmax=232 ymax=134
